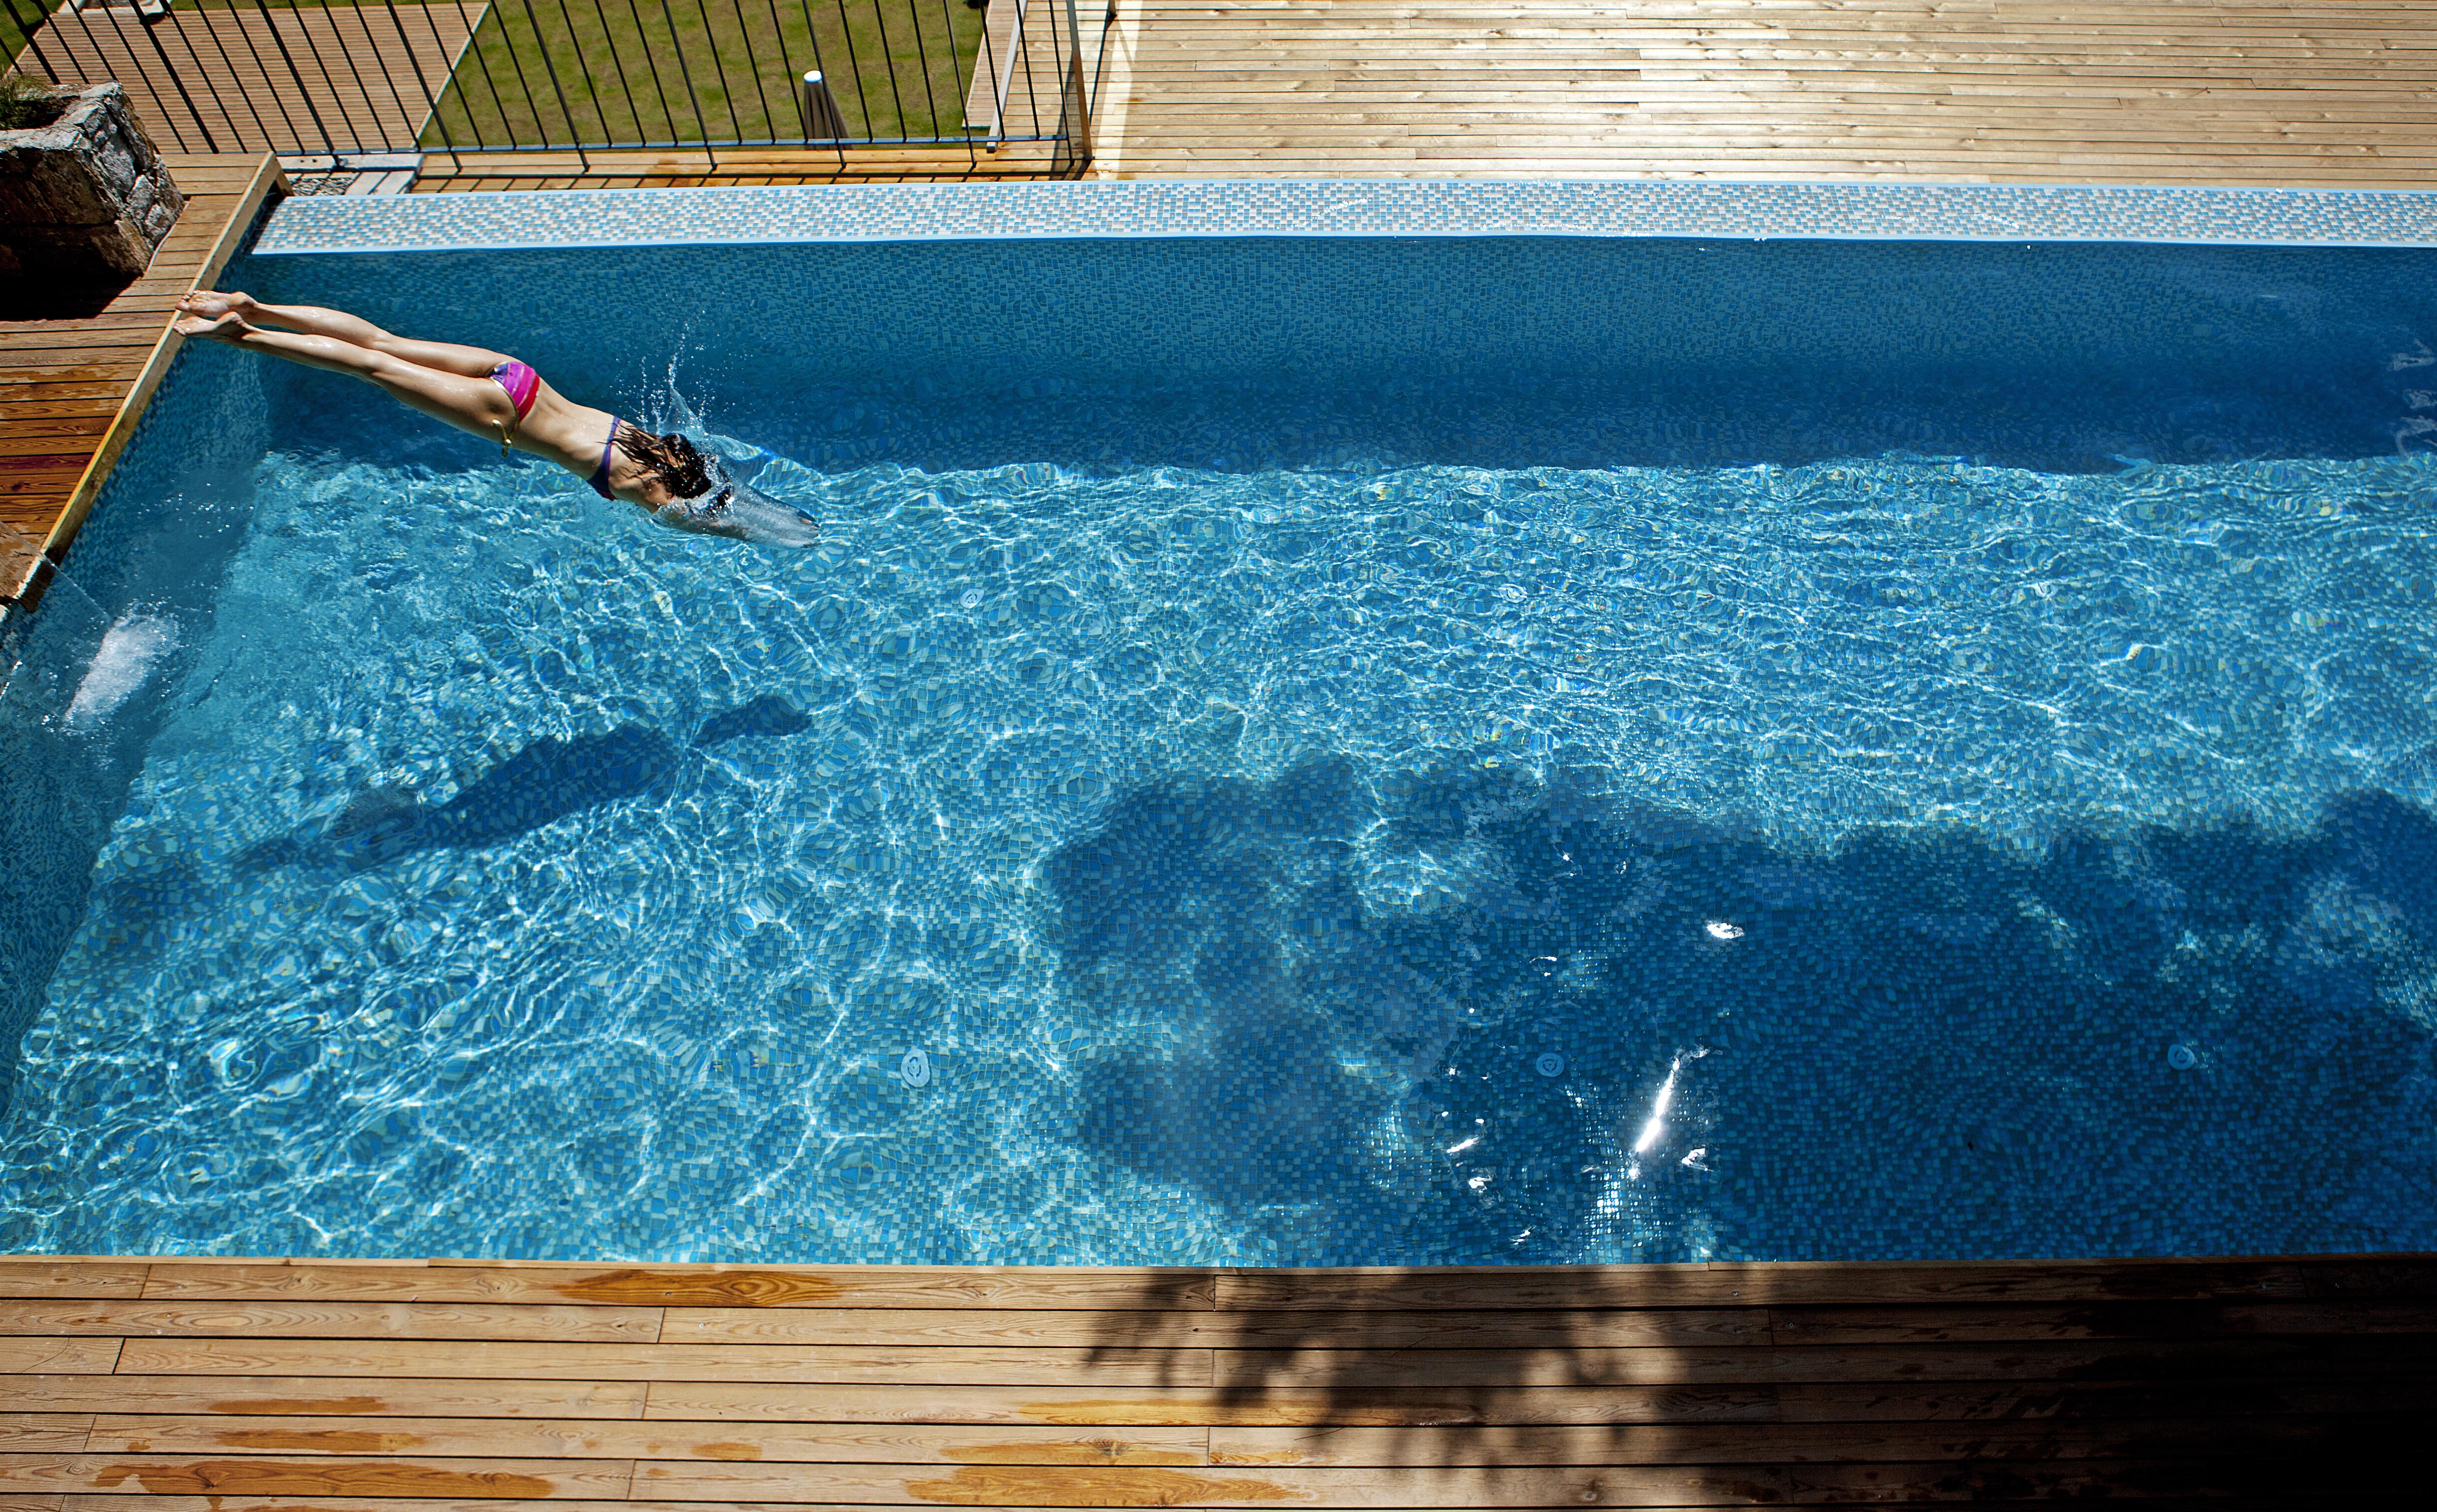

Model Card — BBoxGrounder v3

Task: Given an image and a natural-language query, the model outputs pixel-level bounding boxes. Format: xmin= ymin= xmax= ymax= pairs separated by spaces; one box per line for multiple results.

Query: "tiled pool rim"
xmin=252 ymin=178 xmax=2437 ymax=254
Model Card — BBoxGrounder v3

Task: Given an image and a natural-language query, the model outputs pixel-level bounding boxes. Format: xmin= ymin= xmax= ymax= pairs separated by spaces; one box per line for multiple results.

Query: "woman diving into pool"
xmin=172 ymin=291 xmax=821 ymax=547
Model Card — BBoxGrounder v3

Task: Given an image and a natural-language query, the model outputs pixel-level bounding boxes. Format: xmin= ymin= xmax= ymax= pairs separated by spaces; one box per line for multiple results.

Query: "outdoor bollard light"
xmin=801 ymin=72 xmax=848 ymax=143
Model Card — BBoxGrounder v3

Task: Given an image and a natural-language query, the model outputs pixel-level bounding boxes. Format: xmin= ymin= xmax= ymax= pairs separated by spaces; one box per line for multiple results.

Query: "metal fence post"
xmin=1057 ymin=0 xmax=1089 ymax=172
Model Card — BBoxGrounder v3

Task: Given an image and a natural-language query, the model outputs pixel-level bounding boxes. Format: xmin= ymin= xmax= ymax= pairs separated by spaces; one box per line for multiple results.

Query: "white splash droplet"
xmin=64 ymin=610 xmax=179 ymax=733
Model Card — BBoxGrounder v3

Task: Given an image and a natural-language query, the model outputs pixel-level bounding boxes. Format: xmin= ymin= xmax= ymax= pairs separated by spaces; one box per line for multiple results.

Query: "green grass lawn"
xmin=421 ymin=0 xmax=990 ymax=149
xmin=2 ymin=0 xmax=62 ymax=72
xmin=7 ymin=0 xmax=994 ymax=147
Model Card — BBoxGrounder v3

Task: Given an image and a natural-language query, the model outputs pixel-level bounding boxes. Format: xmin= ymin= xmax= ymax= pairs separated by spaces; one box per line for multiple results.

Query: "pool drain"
xmin=900 ymin=1048 xmax=932 ymax=1088
xmin=2167 ymin=1043 xmax=2199 ymax=1071
xmin=1534 ymin=1052 xmax=1566 ymax=1078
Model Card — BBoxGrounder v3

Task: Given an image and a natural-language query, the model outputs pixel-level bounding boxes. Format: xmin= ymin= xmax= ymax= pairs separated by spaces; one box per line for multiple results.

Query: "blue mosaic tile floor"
xmin=2 ymin=230 xmax=2435 ymax=1264
xmin=254 ymin=178 xmax=2437 ymax=254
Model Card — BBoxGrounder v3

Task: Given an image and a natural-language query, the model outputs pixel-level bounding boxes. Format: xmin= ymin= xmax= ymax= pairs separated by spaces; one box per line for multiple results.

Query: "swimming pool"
xmin=3 ymin=221 xmax=2435 ymax=1264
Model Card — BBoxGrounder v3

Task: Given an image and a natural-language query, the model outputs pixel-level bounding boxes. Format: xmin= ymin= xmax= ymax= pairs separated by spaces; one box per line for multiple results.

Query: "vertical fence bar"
xmin=824 ymin=0 xmax=870 ymax=139
xmin=655 ymin=0 xmax=713 ymax=146
xmin=1012 ymin=0 xmax=1046 ymax=142
xmin=792 ymin=0 xmax=843 ymax=166
xmin=718 ymin=0 xmax=775 ymax=143
xmin=382 ymin=0 xmax=462 ymax=169
xmin=445 ymin=0 xmax=518 ymax=152
xmin=190 ymin=7 xmax=283 ymax=151
xmin=969 ymin=0 xmax=1007 ymax=144
xmin=900 ymin=0 xmax=943 ymax=144
xmin=583 ymin=0 xmax=647 ymax=147
xmin=5 ymin=0 xmax=1062 ymax=173
xmin=486 ymin=2 xmax=547 ymax=147
xmin=862 ymin=0 xmax=904 ymax=141
xmin=77 ymin=7 xmax=192 ymax=154
xmin=261 ymin=0 xmax=358 ymax=155
xmin=341 ymin=4 xmax=418 ymax=153
xmin=56 ymin=4 xmax=183 ymax=152
xmin=297 ymin=0 xmax=384 ymax=153
xmin=619 ymin=0 xmax=682 ymax=146
xmin=246 ymin=0 xmax=337 ymax=154
xmin=545 ymin=0 xmax=611 ymax=144
xmin=758 ymin=0 xmax=795 ymax=141
xmin=935 ymin=0 xmax=975 ymax=167
xmin=133 ymin=10 xmax=217 ymax=153
xmin=348 ymin=0 xmax=434 ymax=154
xmin=512 ymin=0 xmax=586 ymax=155
xmin=1060 ymin=0 xmax=1087 ymax=168
xmin=206 ymin=4 xmax=304 ymax=150
xmin=686 ymin=0 xmax=744 ymax=143
xmin=2 ymin=0 xmax=64 ymax=84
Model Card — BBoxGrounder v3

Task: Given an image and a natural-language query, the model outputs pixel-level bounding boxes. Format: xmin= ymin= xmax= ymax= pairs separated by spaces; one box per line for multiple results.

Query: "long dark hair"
xmin=614 ymin=422 xmax=718 ymax=499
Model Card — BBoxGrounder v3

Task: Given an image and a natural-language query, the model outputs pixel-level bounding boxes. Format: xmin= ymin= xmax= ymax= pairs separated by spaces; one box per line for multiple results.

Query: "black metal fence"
xmin=0 ymin=0 xmax=1096 ymax=167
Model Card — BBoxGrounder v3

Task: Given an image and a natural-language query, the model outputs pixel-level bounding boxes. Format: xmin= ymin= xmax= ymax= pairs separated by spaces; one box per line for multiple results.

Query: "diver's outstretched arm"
xmin=178 ymin=291 xmax=511 ymax=378
xmin=174 ymin=311 xmax=514 ymax=441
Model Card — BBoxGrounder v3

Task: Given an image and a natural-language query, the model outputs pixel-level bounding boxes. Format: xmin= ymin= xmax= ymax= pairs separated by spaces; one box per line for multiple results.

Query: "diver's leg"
xmin=177 ymin=291 xmax=512 ymax=377
xmin=175 ymin=314 xmax=516 ymax=441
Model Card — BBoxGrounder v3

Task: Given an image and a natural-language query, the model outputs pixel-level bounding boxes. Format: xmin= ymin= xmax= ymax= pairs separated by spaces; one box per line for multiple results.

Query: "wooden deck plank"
xmin=640 ymin=1381 xmax=1783 ymax=1426
xmin=79 ymin=1418 xmax=1209 ymax=1466
xmin=0 ymin=1380 xmax=646 ymax=1423
xmin=1203 ymin=1416 xmax=2359 ymax=1467
xmin=1221 ymin=1256 xmax=2437 ymax=1309
xmin=0 ymin=1425 xmax=89 ymax=1457
xmin=11 ymin=5 xmax=484 ymax=159
xmin=1093 ymin=0 xmax=2437 ymax=183
xmin=0 ymin=1248 xmax=2428 ymax=1503
xmin=0 ymin=1303 xmax=662 ymax=1346
xmin=1766 ymin=1300 xmax=2437 ymax=1342
xmin=621 ymin=1456 xmax=2282 ymax=1504
xmin=656 ymin=1306 xmax=1766 ymax=1349
xmin=0 ymin=1455 xmax=632 ymax=1500
xmin=0 ymin=151 xmax=282 ymax=606
xmin=138 ymin=1265 xmax=1216 ymax=1311
xmin=110 ymin=1339 xmax=1209 ymax=1387
xmin=0 ymin=1268 xmax=144 ymax=1304
xmin=0 ymin=1343 xmax=118 ymax=1378
xmin=64 ymin=1412 xmax=2368 ymax=1466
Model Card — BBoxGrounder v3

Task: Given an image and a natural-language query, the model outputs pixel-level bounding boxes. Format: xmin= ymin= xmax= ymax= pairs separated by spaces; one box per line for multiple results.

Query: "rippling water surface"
xmin=4 ymin=237 xmax=2437 ymax=1262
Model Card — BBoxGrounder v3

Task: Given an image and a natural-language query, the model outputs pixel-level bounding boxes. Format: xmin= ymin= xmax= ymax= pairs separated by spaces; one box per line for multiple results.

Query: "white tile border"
xmin=251 ymin=178 xmax=2437 ymax=254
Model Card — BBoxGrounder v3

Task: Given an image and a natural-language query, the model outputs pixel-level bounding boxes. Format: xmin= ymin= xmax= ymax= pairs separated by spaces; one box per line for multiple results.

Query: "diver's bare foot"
xmin=173 ymin=311 xmax=251 ymax=343
xmin=176 ymin=290 xmax=257 ymax=321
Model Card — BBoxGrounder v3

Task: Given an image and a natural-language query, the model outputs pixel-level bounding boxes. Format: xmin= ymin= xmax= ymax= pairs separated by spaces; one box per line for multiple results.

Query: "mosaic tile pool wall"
xmin=2 ymin=229 xmax=2435 ymax=1264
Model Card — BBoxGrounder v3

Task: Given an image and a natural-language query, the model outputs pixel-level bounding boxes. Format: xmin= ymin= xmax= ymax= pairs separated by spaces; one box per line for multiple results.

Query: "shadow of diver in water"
xmin=174 ymin=291 xmax=820 ymax=547
xmin=237 ymin=698 xmax=811 ymax=874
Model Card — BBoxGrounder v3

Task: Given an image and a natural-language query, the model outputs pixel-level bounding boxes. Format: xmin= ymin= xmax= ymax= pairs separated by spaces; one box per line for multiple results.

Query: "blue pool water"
xmin=3 ymin=235 xmax=2436 ymax=1263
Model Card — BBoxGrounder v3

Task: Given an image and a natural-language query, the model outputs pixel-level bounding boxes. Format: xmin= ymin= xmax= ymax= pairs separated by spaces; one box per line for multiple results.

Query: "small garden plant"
xmin=0 ymin=71 xmax=63 ymax=132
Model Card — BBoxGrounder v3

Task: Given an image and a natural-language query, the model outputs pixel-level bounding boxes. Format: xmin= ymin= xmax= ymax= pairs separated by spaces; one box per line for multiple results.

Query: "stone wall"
xmin=0 ymin=83 xmax=184 ymax=282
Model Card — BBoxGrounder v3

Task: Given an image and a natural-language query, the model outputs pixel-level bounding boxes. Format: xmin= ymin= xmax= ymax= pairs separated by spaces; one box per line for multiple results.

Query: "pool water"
xmin=2 ymin=235 xmax=2435 ymax=1263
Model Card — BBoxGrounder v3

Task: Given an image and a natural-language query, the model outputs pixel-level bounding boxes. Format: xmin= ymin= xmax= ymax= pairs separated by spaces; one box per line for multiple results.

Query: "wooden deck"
xmin=0 ymin=153 xmax=285 ymax=608
xmin=12 ymin=3 xmax=484 ymax=159
xmin=0 ymin=1253 xmax=2430 ymax=1505
xmin=964 ymin=0 xmax=1104 ymax=149
xmin=1089 ymin=0 xmax=2437 ymax=183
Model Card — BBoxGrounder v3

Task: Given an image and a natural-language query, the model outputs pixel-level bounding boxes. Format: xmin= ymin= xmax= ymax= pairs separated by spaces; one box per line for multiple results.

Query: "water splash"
xmin=62 ymin=609 xmax=180 ymax=733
